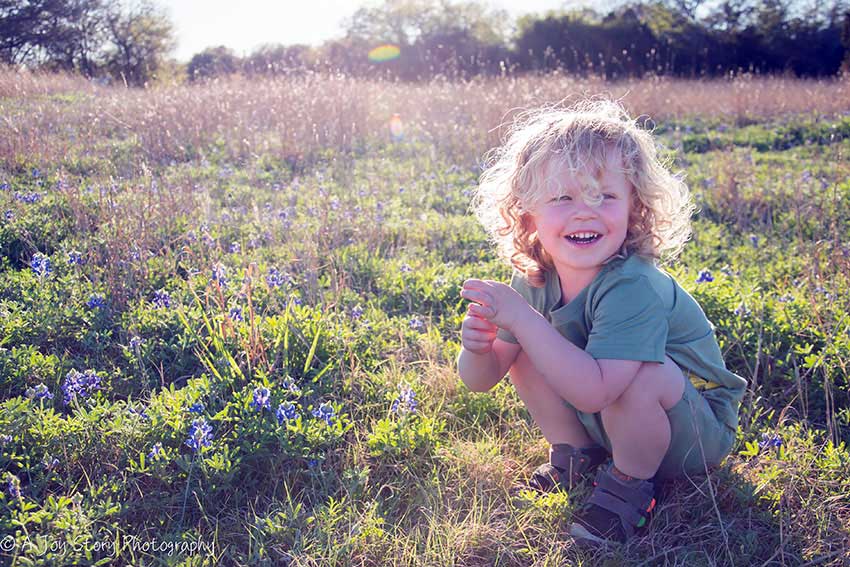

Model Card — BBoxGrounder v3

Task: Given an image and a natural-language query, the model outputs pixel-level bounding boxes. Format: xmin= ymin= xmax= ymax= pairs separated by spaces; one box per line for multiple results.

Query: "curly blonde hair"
xmin=473 ymin=98 xmax=694 ymax=287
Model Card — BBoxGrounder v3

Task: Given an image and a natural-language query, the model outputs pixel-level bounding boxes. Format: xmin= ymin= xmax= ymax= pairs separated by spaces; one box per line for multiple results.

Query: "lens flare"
xmin=389 ymin=113 xmax=404 ymax=141
xmin=368 ymin=44 xmax=401 ymax=63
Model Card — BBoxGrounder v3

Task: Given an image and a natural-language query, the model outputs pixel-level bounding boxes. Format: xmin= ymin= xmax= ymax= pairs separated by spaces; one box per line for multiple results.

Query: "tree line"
xmin=3 ymin=0 xmax=849 ymax=86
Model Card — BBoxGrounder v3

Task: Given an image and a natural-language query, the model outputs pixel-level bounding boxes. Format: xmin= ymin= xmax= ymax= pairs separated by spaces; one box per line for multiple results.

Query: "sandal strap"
xmin=549 ymin=444 xmax=607 ymax=480
xmin=593 ymin=469 xmax=655 ymax=511
xmin=587 ymin=491 xmax=645 ymax=536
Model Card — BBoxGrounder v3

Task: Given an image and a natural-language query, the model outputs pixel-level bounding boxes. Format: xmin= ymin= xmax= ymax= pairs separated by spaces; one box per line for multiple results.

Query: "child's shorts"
xmin=566 ymin=373 xmax=736 ymax=480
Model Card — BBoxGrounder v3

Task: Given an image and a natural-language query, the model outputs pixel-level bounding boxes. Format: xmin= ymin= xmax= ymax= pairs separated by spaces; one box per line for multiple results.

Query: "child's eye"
xmin=602 ymin=193 xmax=617 ymax=200
xmin=550 ymin=195 xmax=572 ymax=203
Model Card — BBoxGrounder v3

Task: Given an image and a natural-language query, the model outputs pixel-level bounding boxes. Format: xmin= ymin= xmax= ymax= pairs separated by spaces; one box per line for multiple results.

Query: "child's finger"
xmin=464 ymin=313 xmax=497 ymax=331
xmin=468 ymin=303 xmax=494 ymax=319
xmin=463 ymin=339 xmax=493 ymax=353
xmin=460 ymin=288 xmax=492 ymax=306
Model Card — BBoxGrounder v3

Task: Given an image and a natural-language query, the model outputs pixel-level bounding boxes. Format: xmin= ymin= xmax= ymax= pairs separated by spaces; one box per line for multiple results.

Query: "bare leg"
xmin=600 ymin=356 xmax=686 ymax=479
xmin=509 ymin=350 xmax=595 ymax=448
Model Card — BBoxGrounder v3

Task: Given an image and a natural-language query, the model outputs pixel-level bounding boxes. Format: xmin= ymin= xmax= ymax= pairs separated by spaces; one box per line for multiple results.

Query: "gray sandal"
xmin=528 ymin=444 xmax=609 ymax=492
xmin=569 ymin=463 xmax=658 ymax=544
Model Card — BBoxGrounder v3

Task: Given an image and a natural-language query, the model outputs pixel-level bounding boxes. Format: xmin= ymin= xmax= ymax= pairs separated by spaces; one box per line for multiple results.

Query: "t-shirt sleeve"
xmin=585 ymin=275 xmax=668 ymax=362
xmin=496 ymin=269 xmax=532 ymax=345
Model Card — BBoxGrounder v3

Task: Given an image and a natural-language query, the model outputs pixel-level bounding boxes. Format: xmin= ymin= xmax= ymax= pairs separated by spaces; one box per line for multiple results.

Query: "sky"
xmin=159 ymin=0 xmax=577 ymax=62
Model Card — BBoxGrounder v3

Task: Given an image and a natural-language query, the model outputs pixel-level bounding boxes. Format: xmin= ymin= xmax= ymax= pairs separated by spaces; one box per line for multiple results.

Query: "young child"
xmin=457 ymin=99 xmax=746 ymax=544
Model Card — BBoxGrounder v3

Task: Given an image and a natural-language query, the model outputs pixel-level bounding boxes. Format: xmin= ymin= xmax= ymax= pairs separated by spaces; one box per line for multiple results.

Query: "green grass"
xmin=1 ymin=80 xmax=849 ymax=566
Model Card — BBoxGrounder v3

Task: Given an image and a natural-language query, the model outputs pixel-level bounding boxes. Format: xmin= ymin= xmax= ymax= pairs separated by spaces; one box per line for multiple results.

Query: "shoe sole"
xmin=568 ymin=522 xmax=620 ymax=546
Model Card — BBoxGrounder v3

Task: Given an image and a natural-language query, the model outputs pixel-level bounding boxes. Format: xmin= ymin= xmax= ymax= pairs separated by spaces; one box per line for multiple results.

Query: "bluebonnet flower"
xmin=695 ymin=269 xmax=714 ymax=284
xmin=129 ymin=336 xmax=143 ymax=350
xmin=4 ymin=210 xmax=13 ymax=221
xmin=733 ymin=302 xmax=751 ymax=317
xmin=31 ymin=168 xmax=41 ymax=178
xmin=0 ymin=434 xmax=12 ymax=446
xmin=67 ymin=250 xmax=85 ymax=265
xmin=749 ymin=235 xmax=759 ymax=248
xmin=7 ymin=474 xmax=21 ymax=498
xmin=801 ymin=170 xmax=812 ymax=183
xmin=409 ymin=317 xmax=425 ymax=331
xmin=266 ymin=267 xmax=284 ymax=288
xmin=351 ymin=305 xmax=364 ymax=320
xmin=400 ymin=264 xmax=412 ymax=273
xmin=250 ymin=387 xmax=271 ymax=411
xmin=0 ymin=182 xmax=8 ymax=191
xmin=312 ymin=403 xmax=336 ymax=426
xmin=86 ymin=293 xmax=106 ymax=309
xmin=759 ymin=433 xmax=782 ymax=449
xmin=281 ymin=376 xmax=301 ymax=396
xmin=229 ymin=306 xmax=243 ymax=321
xmin=25 ymin=383 xmax=53 ymax=401
xmin=61 ymin=369 xmax=101 ymax=405
xmin=777 ymin=294 xmax=794 ymax=303
xmin=188 ymin=402 xmax=205 ymax=414
xmin=153 ymin=289 xmax=171 ymax=309
xmin=148 ymin=442 xmax=163 ymax=460
xmin=391 ymin=385 xmax=417 ymax=415
xmin=276 ymin=401 xmax=299 ymax=424
xmin=307 ymin=458 xmax=319 ymax=468
xmin=185 ymin=417 xmax=213 ymax=452
xmin=14 ymin=191 xmax=43 ymax=204
xmin=229 ymin=242 xmax=241 ymax=254
xmin=211 ymin=264 xmax=228 ymax=286
xmin=42 ymin=456 xmax=59 ymax=470
xmin=289 ymin=296 xmax=302 ymax=307
xmin=30 ymin=253 xmax=51 ymax=277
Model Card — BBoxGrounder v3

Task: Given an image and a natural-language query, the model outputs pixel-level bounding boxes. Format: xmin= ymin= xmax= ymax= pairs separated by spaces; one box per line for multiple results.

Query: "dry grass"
xmin=2 ymin=69 xmax=849 ymax=174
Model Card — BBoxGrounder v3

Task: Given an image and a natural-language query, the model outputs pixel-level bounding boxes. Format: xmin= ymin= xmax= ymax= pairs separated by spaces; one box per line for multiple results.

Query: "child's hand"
xmin=460 ymin=279 xmax=531 ymax=333
xmin=461 ymin=309 xmax=498 ymax=354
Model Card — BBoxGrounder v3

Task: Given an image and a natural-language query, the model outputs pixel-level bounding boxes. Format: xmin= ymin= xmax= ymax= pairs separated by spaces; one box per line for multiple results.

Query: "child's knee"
xmin=607 ymin=357 xmax=685 ymax=412
xmin=508 ymin=350 xmax=541 ymax=389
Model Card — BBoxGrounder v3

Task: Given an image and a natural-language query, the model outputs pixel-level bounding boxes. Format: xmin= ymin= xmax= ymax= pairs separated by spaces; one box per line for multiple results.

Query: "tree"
xmin=0 ymin=0 xmax=174 ymax=85
xmin=103 ymin=0 xmax=174 ymax=86
xmin=187 ymin=45 xmax=239 ymax=81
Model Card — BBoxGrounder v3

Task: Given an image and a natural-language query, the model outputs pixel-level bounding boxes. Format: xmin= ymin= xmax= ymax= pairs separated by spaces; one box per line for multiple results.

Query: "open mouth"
xmin=565 ymin=231 xmax=602 ymax=244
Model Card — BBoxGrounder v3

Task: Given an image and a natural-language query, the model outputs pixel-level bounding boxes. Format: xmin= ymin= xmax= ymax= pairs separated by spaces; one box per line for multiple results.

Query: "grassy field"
xmin=1 ymin=70 xmax=849 ymax=566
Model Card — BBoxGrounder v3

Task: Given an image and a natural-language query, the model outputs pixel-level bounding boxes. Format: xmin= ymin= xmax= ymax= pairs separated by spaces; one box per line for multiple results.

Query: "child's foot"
xmin=528 ymin=444 xmax=609 ymax=493
xmin=569 ymin=463 xmax=657 ymax=544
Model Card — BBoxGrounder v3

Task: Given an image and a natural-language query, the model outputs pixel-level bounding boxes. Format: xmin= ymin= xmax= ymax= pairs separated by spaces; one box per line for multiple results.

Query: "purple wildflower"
xmin=391 ymin=385 xmax=417 ymax=415
xmin=188 ymin=402 xmax=205 ymax=414
xmin=67 ymin=250 xmax=85 ymax=265
xmin=25 ymin=383 xmax=53 ymax=401
xmin=30 ymin=253 xmax=51 ymax=277
xmin=229 ymin=306 xmax=243 ymax=321
xmin=250 ymin=387 xmax=271 ymax=411
xmin=86 ymin=294 xmax=106 ymax=309
xmin=7 ymin=474 xmax=21 ymax=498
xmin=695 ymin=269 xmax=714 ymax=284
xmin=185 ymin=417 xmax=213 ymax=452
xmin=153 ymin=289 xmax=171 ymax=309
xmin=61 ymin=369 xmax=102 ymax=405
xmin=759 ymin=433 xmax=782 ymax=449
xmin=276 ymin=401 xmax=299 ymax=424
xmin=311 ymin=403 xmax=336 ymax=426
xmin=211 ymin=264 xmax=228 ymax=286
xmin=148 ymin=442 xmax=163 ymax=460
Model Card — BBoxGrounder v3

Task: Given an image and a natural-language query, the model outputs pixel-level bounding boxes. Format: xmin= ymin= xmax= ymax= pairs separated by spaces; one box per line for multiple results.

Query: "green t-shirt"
xmin=496 ymin=254 xmax=746 ymax=432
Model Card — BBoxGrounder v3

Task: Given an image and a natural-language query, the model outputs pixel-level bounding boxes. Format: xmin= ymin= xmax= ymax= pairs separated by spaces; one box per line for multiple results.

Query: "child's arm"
xmin=462 ymin=279 xmax=641 ymax=412
xmin=457 ymin=305 xmax=522 ymax=392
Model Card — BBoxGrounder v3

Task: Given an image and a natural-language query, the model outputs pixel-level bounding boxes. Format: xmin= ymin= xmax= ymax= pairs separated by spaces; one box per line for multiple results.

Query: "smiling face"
xmin=528 ymin=150 xmax=633 ymax=294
